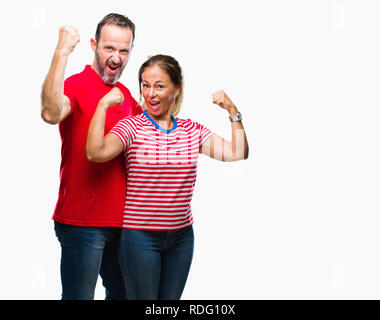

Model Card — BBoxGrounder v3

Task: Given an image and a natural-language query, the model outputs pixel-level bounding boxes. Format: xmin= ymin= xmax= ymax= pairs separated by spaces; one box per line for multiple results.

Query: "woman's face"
xmin=142 ymin=65 xmax=179 ymax=120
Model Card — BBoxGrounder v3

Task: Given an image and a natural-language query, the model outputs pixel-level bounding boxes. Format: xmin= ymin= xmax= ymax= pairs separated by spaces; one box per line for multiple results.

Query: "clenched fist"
xmin=56 ymin=26 xmax=80 ymax=55
xmin=212 ymin=90 xmax=237 ymax=114
xmin=99 ymin=87 xmax=125 ymax=109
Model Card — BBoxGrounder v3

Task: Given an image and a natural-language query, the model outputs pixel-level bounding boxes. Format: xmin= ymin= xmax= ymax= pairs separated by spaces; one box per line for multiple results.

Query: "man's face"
xmin=91 ymin=24 xmax=133 ymax=86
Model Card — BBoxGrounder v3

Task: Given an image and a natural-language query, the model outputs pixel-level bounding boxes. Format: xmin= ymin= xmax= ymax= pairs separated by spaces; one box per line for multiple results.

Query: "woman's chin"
xmin=147 ymin=108 xmax=159 ymax=116
xmin=147 ymin=107 xmax=168 ymax=118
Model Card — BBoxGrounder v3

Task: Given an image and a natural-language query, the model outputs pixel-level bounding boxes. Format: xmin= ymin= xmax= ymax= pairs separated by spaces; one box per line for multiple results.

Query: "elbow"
xmin=231 ymin=154 xmax=249 ymax=162
xmin=243 ymin=147 xmax=249 ymax=160
xmin=240 ymin=144 xmax=249 ymax=160
xmin=86 ymin=148 xmax=103 ymax=163
xmin=86 ymin=151 xmax=93 ymax=162
xmin=229 ymin=148 xmax=249 ymax=162
xmin=85 ymin=142 xmax=94 ymax=161
xmin=41 ymin=105 xmax=60 ymax=125
xmin=86 ymin=149 xmax=96 ymax=162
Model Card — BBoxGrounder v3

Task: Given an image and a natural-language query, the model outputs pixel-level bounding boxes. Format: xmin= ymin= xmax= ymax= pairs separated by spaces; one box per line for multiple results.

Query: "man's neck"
xmin=91 ymin=61 xmax=99 ymax=75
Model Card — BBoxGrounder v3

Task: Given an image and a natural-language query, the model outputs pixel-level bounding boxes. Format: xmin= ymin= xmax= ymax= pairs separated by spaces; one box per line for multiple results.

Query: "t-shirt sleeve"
xmin=109 ymin=116 xmax=137 ymax=151
xmin=196 ymin=122 xmax=214 ymax=147
xmin=63 ymin=76 xmax=78 ymax=113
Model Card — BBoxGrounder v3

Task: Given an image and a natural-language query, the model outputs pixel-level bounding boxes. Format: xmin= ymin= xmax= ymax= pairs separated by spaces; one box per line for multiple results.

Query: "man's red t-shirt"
xmin=52 ymin=65 xmax=142 ymax=227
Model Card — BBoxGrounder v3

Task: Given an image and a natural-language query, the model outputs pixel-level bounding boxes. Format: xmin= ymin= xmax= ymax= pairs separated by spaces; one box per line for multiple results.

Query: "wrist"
xmin=98 ymin=101 xmax=110 ymax=111
xmin=229 ymin=109 xmax=242 ymax=122
xmin=227 ymin=105 xmax=238 ymax=117
xmin=54 ymin=47 xmax=71 ymax=59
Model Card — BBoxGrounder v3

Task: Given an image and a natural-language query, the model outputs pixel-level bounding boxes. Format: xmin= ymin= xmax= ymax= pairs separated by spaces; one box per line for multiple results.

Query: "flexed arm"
xmin=200 ymin=91 xmax=249 ymax=162
xmin=86 ymin=88 xmax=125 ymax=163
xmin=41 ymin=26 xmax=80 ymax=124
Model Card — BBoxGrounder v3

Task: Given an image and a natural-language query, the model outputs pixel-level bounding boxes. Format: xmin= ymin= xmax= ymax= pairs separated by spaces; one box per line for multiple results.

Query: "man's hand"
xmin=56 ymin=26 xmax=80 ymax=55
xmin=99 ymin=88 xmax=125 ymax=109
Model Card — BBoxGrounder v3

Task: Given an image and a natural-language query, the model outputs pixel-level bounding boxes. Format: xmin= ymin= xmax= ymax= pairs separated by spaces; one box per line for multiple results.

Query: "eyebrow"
xmin=142 ymin=80 xmax=165 ymax=84
xmin=103 ymin=44 xmax=130 ymax=51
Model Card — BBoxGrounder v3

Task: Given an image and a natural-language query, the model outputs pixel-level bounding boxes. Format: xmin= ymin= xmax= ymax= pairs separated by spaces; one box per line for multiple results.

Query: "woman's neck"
xmin=146 ymin=111 xmax=174 ymax=130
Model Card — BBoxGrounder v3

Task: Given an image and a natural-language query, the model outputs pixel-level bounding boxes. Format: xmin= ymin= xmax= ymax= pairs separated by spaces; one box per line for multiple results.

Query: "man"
xmin=41 ymin=13 xmax=142 ymax=300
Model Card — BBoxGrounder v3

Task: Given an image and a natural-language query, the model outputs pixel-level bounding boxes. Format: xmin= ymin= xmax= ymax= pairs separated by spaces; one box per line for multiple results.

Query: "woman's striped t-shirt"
xmin=109 ymin=111 xmax=213 ymax=231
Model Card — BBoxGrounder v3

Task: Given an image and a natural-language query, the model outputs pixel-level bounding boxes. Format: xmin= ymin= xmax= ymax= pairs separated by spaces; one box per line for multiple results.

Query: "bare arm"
xmin=41 ymin=26 xmax=80 ymax=124
xmin=86 ymin=88 xmax=125 ymax=163
xmin=200 ymin=91 xmax=249 ymax=162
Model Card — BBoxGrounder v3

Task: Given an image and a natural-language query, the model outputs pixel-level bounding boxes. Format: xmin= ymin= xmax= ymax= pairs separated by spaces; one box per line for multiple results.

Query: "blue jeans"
xmin=54 ymin=222 xmax=126 ymax=300
xmin=119 ymin=226 xmax=194 ymax=300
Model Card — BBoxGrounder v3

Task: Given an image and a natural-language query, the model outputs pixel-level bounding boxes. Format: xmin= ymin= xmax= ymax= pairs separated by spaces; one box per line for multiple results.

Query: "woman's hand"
xmin=212 ymin=90 xmax=238 ymax=116
xmin=99 ymin=87 xmax=125 ymax=109
xmin=86 ymin=88 xmax=124 ymax=162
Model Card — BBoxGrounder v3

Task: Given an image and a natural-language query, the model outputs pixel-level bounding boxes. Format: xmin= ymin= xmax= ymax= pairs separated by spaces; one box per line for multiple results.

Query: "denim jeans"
xmin=119 ymin=226 xmax=194 ymax=300
xmin=54 ymin=222 xmax=126 ymax=300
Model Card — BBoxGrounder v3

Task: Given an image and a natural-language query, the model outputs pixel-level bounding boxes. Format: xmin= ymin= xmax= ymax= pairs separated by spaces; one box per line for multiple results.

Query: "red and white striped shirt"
xmin=110 ymin=111 xmax=213 ymax=231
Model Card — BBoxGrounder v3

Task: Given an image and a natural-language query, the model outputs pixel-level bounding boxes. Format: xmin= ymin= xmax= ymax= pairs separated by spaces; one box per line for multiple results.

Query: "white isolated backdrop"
xmin=0 ymin=0 xmax=380 ymax=299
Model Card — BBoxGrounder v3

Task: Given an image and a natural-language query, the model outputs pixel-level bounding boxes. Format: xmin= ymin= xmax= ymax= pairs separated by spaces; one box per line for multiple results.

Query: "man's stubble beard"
xmin=95 ymin=49 xmax=127 ymax=86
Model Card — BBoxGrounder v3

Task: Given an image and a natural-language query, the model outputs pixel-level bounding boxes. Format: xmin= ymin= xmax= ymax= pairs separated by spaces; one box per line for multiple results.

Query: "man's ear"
xmin=90 ymin=38 xmax=97 ymax=52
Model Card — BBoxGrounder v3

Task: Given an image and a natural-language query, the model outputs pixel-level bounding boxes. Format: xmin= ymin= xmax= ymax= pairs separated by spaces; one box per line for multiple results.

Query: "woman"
xmin=86 ymin=54 xmax=249 ymax=299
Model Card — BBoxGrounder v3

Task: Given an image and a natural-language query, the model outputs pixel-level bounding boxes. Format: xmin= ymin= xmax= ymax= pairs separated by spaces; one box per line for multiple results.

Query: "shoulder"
xmin=64 ymin=67 xmax=87 ymax=89
xmin=64 ymin=73 xmax=81 ymax=86
xmin=65 ymin=65 xmax=90 ymax=82
xmin=176 ymin=117 xmax=204 ymax=129
xmin=116 ymin=82 xmax=133 ymax=97
xmin=118 ymin=113 xmax=145 ymax=127
xmin=111 ymin=114 xmax=145 ymax=143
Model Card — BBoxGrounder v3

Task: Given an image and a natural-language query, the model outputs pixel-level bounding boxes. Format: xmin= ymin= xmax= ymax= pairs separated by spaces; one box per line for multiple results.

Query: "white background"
xmin=0 ymin=0 xmax=380 ymax=299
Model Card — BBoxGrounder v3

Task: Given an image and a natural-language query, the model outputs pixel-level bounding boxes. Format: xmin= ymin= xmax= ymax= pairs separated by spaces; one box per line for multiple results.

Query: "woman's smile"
xmin=148 ymin=100 xmax=161 ymax=112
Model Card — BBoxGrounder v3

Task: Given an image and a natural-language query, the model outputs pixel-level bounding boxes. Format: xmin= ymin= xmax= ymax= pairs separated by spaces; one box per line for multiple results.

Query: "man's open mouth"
xmin=107 ymin=63 xmax=121 ymax=73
